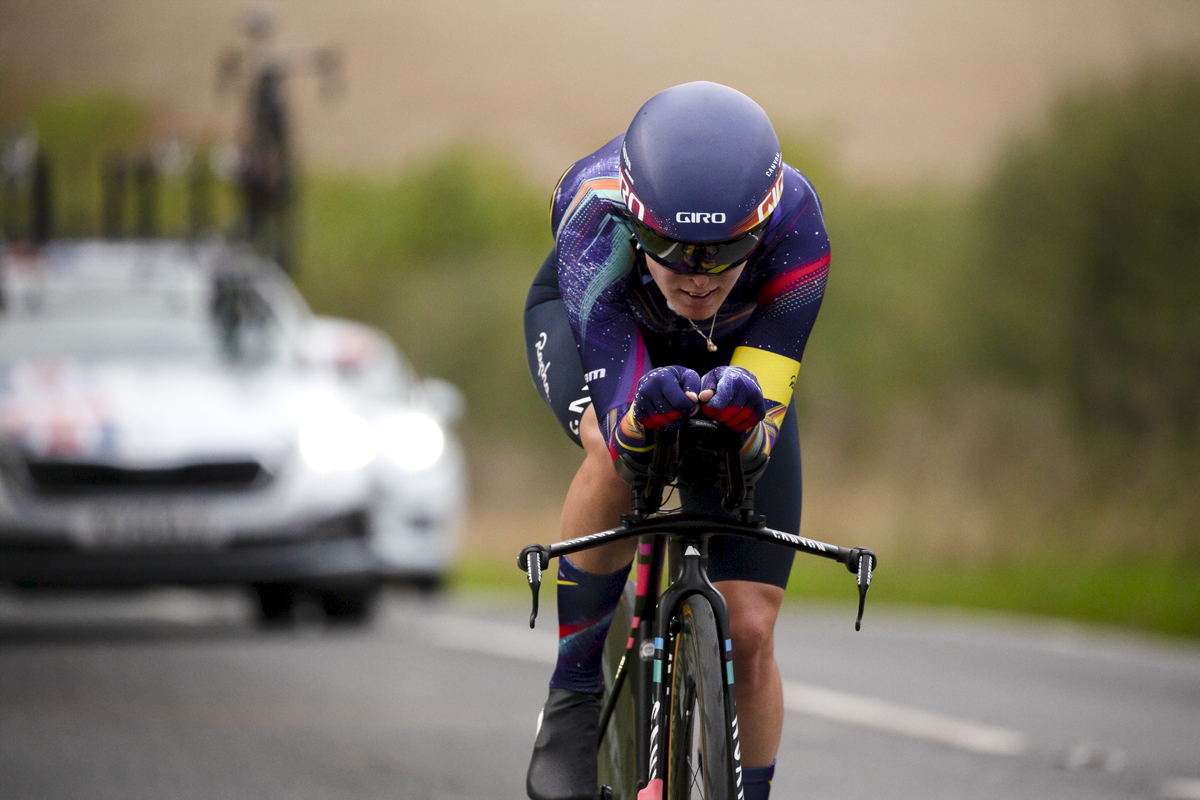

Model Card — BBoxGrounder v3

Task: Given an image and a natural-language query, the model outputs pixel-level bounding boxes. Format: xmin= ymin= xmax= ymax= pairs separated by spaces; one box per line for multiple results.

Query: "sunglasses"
xmin=630 ymin=216 xmax=768 ymax=275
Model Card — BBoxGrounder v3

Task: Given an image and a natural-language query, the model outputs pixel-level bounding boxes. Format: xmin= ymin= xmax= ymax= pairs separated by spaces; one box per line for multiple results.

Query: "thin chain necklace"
xmin=685 ymin=313 xmax=719 ymax=352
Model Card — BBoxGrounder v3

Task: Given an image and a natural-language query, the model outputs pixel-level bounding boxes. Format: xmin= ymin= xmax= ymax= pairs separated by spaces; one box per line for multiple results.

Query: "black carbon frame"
xmin=518 ymin=421 xmax=878 ymax=797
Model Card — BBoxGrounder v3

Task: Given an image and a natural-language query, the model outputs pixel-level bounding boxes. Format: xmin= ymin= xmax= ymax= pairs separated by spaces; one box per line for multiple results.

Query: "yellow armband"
xmin=729 ymin=346 xmax=800 ymax=408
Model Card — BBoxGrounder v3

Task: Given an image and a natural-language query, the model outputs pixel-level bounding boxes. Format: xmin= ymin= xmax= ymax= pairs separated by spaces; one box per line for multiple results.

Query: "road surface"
xmin=0 ymin=589 xmax=1197 ymax=800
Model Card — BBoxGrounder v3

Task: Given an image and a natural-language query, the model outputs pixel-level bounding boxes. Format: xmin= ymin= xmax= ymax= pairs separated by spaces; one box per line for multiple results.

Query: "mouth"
xmin=683 ymin=288 xmax=717 ymax=300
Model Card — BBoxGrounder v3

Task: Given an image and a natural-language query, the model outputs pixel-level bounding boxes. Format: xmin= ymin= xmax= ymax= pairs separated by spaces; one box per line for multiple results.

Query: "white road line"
xmin=425 ymin=613 xmax=1029 ymax=757
xmin=424 ymin=613 xmax=557 ymax=665
xmin=1163 ymin=778 xmax=1200 ymax=800
xmin=783 ymin=681 xmax=1026 ymax=756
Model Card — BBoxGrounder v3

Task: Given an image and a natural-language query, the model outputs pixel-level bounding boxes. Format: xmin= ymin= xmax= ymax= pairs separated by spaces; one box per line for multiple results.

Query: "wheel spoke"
xmin=688 ymin=719 xmax=703 ymax=798
xmin=689 ymin=751 xmax=703 ymax=797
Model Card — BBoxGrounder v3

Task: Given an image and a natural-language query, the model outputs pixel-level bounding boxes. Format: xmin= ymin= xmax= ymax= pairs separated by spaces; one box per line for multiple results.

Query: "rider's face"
xmin=644 ymin=258 xmax=747 ymax=320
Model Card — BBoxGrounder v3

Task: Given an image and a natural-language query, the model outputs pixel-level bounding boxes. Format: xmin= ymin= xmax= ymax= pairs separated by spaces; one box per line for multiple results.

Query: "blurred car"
xmin=0 ymin=239 xmax=465 ymax=621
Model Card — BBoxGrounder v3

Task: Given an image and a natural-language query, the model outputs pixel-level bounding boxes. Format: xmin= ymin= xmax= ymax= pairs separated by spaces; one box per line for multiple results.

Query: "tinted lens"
xmin=630 ymin=217 xmax=765 ymax=274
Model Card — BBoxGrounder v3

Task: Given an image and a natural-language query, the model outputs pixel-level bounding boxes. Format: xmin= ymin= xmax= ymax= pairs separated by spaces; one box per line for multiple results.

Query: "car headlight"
xmin=298 ymin=413 xmax=376 ymax=472
xmin=378 ymin=412 xmax=445 ymax=472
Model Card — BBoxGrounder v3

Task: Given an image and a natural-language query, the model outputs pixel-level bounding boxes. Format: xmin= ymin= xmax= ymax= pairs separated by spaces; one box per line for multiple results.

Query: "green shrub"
xmin=32 ymin=93 xmax=153 ymax=236
xmin=300 ymin=144 xmax=548 ymax=280
xmin=296 ymin=146 xmax=557 ymax=449
xmin=2 ymin=91 xmax=235 ymax=240
xmin=978 ymin=61 xmax=1200 ymax=445
xmin=804 ymin=183 xmax=978 ymax=408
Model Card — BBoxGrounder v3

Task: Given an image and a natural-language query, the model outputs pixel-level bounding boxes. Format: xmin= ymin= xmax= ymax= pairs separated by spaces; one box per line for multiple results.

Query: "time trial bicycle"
xmin=518 ymin=418 xmax=877 ymax=800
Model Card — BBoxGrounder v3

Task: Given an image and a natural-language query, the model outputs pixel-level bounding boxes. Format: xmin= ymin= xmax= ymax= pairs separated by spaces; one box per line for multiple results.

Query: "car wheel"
xmin=411 ymin=574 xmax=446 ymax=596
xmin=320 ymin=584 xmax=377 ymax=624
xmin=253 ymin=582 xmax=296 ymax=624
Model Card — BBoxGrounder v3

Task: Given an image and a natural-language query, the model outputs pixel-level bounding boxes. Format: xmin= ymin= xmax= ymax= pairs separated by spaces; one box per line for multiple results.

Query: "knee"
xmin=722 ymin=584 xmax=783 ymax=688
xmin=579 ymin=403 xmax=608 ymax=456
xmin=729 ymin=609 xmax=774 ymax=669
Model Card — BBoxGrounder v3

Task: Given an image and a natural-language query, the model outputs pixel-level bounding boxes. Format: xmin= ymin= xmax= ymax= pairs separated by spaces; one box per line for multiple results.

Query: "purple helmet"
xmin=619 ymin=82 xmax=784 ymax=273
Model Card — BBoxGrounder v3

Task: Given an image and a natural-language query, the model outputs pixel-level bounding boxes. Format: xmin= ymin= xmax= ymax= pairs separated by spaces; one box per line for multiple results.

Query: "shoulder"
xmin=745 ymin=163 xmax=831 ymax=297
xmin=755 ymin=163 xmax=829 ymax=259
xmin=773 ymin=163 xmax=825 ymax=227
xmin=550 ymin=135 xmax=627 ymax=236
xmin=551 ymin=137 xmax=639 ymax=316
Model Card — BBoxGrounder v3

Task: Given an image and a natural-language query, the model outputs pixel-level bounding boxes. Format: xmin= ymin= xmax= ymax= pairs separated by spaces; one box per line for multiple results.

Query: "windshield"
xmin=0 ymin=315 xmax=290 ymax=364
xmin=0 ymin=244 xmax=292 ymax=365
xmin=0 ymin=316 xmax=225 ymax=361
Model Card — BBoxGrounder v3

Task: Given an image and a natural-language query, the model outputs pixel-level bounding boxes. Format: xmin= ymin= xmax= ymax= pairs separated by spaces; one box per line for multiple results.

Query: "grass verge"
xmin=787 ymin=556 xmax=1200 ymax=638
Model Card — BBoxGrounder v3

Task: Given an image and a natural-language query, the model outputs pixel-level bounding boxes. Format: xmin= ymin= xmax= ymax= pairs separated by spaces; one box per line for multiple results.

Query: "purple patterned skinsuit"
xmin=550 ymin=135 xmax=831 ymax=474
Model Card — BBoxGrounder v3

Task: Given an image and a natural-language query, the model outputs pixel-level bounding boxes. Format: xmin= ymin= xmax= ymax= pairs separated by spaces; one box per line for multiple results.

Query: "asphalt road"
xmin=0 ymin=589 xmax=1197 ymax=800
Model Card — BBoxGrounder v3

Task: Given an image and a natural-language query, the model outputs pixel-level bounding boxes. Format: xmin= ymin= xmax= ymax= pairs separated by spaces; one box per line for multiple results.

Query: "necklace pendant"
xmin=686 ymin=312 xmax=721 ymax=352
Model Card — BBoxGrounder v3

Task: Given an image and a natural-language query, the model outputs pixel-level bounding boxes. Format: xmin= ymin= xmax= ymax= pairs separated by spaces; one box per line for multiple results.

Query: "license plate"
xmin=73 ymin=503 xmax=228 ymax=549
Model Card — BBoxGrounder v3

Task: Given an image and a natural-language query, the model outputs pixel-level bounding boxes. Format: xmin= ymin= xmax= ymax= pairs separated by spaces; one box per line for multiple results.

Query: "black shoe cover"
xmin=526 ymin=687 xmax=603 ymax=800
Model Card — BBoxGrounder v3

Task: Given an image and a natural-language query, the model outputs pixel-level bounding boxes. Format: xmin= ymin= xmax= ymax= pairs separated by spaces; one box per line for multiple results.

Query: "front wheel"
xmin=666 ymin=597 xmax=735 ymax=800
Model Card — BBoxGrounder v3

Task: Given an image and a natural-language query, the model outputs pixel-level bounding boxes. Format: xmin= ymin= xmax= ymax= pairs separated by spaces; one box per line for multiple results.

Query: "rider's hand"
xmin=631 ymin=366 xmax=702 ymax=431
xmin=699 ymin=366 xmax=765 ymax=433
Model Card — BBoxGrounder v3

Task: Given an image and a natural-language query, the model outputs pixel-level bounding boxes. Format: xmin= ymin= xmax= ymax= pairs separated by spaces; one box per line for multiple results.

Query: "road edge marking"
xmin=425 ymin=613 xmax=1028 ymax=757
xmin=424 ymin=613 xmax=557 ymax=664
xmin=1162 ymin=778 xmax=1200 ymax=799
xmin=783 ymin=680 xmax=1027 ymax=756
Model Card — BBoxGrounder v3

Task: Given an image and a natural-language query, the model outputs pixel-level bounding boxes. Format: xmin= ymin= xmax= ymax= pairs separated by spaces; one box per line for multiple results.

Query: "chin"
xmin=667 ymin=291 xmax=721 ymax=319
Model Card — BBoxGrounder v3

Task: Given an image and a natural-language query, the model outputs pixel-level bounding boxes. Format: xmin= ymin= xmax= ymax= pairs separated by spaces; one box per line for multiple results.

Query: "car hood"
xmin=0 ymin=359 xmax=353 ymax=469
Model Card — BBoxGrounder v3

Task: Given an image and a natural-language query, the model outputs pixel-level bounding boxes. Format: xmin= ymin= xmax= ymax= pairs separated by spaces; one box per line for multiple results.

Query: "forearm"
xmin=737 ymin=402 xmax=784 ymax=476
xmin=608 ymin=404 xmax=652 ymax=482
xmin=728 ymin=346 xmax=800 ymax=475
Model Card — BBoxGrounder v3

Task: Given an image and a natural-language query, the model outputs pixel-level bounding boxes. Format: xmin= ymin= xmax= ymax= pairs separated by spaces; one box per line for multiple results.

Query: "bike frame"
xmin=621 ymin=531 xmax=742 ymax=795
xmin=518 ymin=420 xmax=876 ymax=798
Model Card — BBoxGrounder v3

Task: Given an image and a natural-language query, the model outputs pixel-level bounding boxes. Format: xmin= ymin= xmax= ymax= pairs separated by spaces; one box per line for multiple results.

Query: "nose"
xmin=689 ymin=274 xmax=712 ymax=289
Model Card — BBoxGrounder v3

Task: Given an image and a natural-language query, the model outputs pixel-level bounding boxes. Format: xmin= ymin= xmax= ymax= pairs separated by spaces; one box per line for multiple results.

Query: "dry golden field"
xmin=3 ymin=0 xmax=1200 ymax=191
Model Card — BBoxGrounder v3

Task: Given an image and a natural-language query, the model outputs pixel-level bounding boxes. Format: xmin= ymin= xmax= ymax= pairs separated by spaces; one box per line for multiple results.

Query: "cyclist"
xmin=523 ymin=81 xmax=830 ymax=800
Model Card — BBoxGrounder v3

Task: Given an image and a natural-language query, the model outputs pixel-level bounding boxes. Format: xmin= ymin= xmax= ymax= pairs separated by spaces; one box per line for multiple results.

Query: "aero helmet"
xmin=619 ymin=81 xmax=783 ymax=273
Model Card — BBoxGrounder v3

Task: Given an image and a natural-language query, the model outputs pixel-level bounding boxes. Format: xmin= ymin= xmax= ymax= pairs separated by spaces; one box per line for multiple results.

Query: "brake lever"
xmin=846 ymin=547 xmax=877 ymax=631
xmin=518 ymin=544 xmax=550 ymax=628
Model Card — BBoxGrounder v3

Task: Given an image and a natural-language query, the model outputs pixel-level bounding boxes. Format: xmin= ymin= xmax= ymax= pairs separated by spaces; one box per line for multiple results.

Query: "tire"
xmin=666 ymin=597 xmax=733 ymax=800
xmin=410 ymin=574 xmax=445 ymax=596
xmin=320 ymin=584 xmax=378 ymax=624
xmin=252 ymin=582 xmax=296 ymax=624
xmin=598 ymin=578 xmax=638 ymax=800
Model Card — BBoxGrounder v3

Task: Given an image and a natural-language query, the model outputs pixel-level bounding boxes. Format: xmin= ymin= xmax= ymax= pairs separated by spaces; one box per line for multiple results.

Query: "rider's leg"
xmin=526 ymin=262 xmax=636 ymax=799
xmin=713 ymin=579 xmax=786 ymax=769
xmin=528 ymin=405 xmax=635 ymax=800
xmin=548 ymin=404 xmax=636 ymax=692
